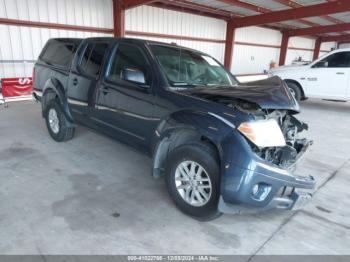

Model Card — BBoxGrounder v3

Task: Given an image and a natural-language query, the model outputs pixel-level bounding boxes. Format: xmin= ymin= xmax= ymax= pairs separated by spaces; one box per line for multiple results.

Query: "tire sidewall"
xmin=165 ymin=143 xmax=220 ymax=220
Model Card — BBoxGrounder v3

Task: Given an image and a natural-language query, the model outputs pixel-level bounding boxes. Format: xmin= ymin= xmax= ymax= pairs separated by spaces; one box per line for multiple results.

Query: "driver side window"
xmin=108 ymin=43 xmax=151 ymax=85
xmin=315 ymin=52 xmax=350 ymax=68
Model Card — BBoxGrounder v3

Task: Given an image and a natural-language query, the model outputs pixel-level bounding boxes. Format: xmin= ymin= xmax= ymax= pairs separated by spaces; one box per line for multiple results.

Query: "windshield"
xmin=150 ymin=44 xmax=238 ymax=88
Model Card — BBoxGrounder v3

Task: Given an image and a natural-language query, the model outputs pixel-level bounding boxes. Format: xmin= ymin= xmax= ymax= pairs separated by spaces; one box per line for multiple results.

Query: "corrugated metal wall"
xmin=0 ymin=1 xmax=337 ymax=78
xmin=232 ymin=26 xmax=281 ymax=74
xmin=0 ymin=0 xmax=113 ymax=78
xmin=125 ymin=7 xmax=336 ymax=75
xmin=286 ymin=37 xmax=315 ymax=65
xmin=125 ymin=6 xmax=226 ymax=62
xmin=286 ymin=38 xmax=337 ymax=64
xmin=339 ymin=43 xmax=350 ymax=49
xmin=320 ymin=42 xmax=336 ymax=57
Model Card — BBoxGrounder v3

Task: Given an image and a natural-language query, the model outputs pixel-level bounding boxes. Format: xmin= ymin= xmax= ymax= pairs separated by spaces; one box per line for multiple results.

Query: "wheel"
xmin=286 ymin=81 xmax=302 ymax=101
xmin=45 ymin=99 xmax=75 ymax=142
xmin=165 ymin=142 xmax=221 ymax=221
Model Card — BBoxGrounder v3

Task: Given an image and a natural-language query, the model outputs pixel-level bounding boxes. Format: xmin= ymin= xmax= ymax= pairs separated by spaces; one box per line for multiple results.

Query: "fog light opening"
xmin=252 ymin=184 xmax=259 ymax=195
xmin=252 ymin=183 xmax=271 ymax=201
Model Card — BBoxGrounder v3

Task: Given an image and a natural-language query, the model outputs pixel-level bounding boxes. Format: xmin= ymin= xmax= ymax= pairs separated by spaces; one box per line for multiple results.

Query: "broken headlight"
xmin=238 ymin=119 xmax=286 ymax=148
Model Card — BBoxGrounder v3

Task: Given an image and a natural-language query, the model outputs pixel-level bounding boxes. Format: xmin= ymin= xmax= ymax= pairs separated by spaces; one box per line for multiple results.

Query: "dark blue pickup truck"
xmin=32 ymin=37 xmax=315 ymax=220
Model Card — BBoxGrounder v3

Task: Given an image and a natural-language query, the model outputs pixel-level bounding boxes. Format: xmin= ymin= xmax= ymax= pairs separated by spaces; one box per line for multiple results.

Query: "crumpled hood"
xmin=189 ymin=76 xmax=300 ymax=112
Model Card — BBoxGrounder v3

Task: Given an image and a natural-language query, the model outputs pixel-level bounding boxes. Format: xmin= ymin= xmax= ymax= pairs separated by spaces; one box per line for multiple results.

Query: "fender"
xmin=42 ymin=77 xmax=75 ymax=126
xmin=151 ymin=109 xmax=234 ymax=178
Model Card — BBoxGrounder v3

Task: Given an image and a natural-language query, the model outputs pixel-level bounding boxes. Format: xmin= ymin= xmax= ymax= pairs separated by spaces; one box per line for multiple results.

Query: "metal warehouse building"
xmin=0 ymin=0 xmax=350 ymax=259
xmin=0 ymin=0 xmax=341 ymax=78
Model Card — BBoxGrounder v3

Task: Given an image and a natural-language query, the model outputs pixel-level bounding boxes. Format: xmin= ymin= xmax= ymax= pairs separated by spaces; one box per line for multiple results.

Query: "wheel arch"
xmin=42 ymin=78 xmax=75 ymax=125
xmin=151 ymin=110 xmax=232 ymax=178
xmin=152 ymin=128 xmax=221 ymax=178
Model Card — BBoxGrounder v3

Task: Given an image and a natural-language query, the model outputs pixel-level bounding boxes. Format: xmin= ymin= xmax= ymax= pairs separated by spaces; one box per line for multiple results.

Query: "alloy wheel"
xmin=174 ymin=160 xmax=212 ymax=207
xmin=48 ymin=108 xmax=60 ymax=134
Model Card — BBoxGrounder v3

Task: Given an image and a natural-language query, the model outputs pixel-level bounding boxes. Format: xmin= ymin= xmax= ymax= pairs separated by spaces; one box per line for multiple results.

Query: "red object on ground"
xmin=1 ymin=77 xmax=33 ymax=98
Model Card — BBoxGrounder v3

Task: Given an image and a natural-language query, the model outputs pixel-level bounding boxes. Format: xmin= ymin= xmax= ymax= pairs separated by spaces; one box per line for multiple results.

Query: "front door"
xmin=306 ymin=51 xmax=350 ymax=99
xmin=94 ymin=43 xmax=158 ymax=149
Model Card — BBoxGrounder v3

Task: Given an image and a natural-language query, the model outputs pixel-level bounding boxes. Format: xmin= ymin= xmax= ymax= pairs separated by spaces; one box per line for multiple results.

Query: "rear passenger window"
xmin=40 ymin=41 xmax=76 ymax=68
xmin=80 ymin=43 xmax=108 ymax=76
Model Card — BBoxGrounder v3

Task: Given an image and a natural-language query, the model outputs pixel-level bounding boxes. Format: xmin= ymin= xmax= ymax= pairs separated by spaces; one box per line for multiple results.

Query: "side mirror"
xmin=121 ymin=67 xmax=146 ymax=85
xmin=313 ymin=61 xmax=328 ymax=68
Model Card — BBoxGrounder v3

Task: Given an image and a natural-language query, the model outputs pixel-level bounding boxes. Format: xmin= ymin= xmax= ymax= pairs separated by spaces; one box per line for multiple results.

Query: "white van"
xmin=269 ymin=48 xmax=350 ymax=101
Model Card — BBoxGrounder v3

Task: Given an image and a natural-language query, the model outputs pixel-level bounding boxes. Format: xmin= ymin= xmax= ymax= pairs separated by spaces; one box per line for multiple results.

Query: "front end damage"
xmin=249 ymin=108 xmax=312 ymax=172
xmin=220 ymin=106 xmax=315 ymax=214
xmin=189 ymin=77 xmax=316 ymax=213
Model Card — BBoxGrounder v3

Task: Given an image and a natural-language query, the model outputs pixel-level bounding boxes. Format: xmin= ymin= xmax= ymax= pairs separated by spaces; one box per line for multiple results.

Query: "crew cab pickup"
xmin=32 ymin=38 xmax=315 ymax=220
xmin=269 ymin=48 xmax=350 ymax=101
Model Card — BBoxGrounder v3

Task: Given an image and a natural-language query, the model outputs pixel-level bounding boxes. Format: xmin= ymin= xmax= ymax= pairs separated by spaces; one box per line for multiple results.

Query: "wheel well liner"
xmin=152 ymin=129 xmax=220 ymax=178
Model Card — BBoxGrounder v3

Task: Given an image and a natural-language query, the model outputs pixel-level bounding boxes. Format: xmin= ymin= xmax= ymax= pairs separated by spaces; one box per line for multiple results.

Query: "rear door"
xmin=306 ymin=51 xmax=350 ymax=99
xmin=93 ymin=42 xmax=157 ymax=149
xmin=67 ymin=41 xmax=109 ymax=121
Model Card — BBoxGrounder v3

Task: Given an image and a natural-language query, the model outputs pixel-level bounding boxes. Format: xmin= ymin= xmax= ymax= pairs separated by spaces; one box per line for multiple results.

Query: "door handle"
xmin=72 ymin=78 xmax=79 ymax=86
xmin=336 ymin=72 xmax=345 ymax=75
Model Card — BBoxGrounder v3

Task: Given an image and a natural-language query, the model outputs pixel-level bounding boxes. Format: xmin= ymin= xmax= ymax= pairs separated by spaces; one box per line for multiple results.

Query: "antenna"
xmin=177 ymin=5 xmax=184 ymax=82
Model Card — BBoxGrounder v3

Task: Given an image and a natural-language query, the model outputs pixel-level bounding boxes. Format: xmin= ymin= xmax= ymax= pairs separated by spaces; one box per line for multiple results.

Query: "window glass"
xmin=80 ymin=43 xmax=108 ymax=76
xmin=322 ymin=52 xmax=350 ymax=68
xmin=150 ymin=44 xmax=237 ymax=87
xmin=108 ymin=44 xmax=150 ymax=84
xmin=41 ymin=41 xmax=76 ymax=67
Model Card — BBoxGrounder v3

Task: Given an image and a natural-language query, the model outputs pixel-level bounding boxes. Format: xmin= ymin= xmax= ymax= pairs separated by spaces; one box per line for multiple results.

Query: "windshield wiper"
xmin=172 ymin=82 xmax=203 ymax=87
xmin=172 ymin=82 xmax=233 ymax=89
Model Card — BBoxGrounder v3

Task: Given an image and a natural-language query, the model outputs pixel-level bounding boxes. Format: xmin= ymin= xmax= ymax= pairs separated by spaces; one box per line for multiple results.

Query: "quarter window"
xmin=40 ymin=41 xmax=76 ymax=68
xmin=80 ymin=43 xmax=108 ymax=76
xmin=108 ymin=44 xmax=150 ymax=85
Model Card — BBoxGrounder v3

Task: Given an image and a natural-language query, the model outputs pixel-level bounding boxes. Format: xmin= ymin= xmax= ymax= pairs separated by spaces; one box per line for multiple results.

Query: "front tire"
xmin=165 ymin=142 xmax=221 ymax=221
xmin=45 ymin=100 xmax=75 ymax=142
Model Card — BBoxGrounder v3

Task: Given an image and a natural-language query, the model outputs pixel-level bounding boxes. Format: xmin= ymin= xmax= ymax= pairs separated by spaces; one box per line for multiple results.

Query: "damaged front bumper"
xmin=219 ymin=135 xmax=315 ymax=214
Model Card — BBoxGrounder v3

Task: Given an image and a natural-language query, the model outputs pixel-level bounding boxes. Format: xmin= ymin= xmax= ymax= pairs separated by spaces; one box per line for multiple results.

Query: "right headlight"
xmin=238 ymin=119 xmax=286 ymax=148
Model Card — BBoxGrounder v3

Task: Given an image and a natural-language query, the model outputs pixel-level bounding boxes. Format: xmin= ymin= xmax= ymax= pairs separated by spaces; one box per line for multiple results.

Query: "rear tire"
xmin=286 ymin=81 xmax=302 ymax=101
xmin=165 ymin=142 xmax=222 ymax=221
xmin=45 ymin=100 xmax=75 ymax=142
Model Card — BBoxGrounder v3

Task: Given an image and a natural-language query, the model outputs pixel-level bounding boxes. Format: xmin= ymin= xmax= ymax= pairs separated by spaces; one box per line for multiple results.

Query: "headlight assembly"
xmin=238 ymin=119 xmax=286 ymax=148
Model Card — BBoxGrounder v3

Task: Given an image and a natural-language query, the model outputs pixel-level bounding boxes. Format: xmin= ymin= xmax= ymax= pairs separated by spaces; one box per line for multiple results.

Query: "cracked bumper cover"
xmin=219 ymin=134 xmax=315 ymax=214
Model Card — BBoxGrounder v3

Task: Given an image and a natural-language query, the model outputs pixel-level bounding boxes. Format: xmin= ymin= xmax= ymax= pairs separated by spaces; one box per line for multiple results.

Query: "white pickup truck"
xmin=269 ymin=48 xmax=350 ymax=101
